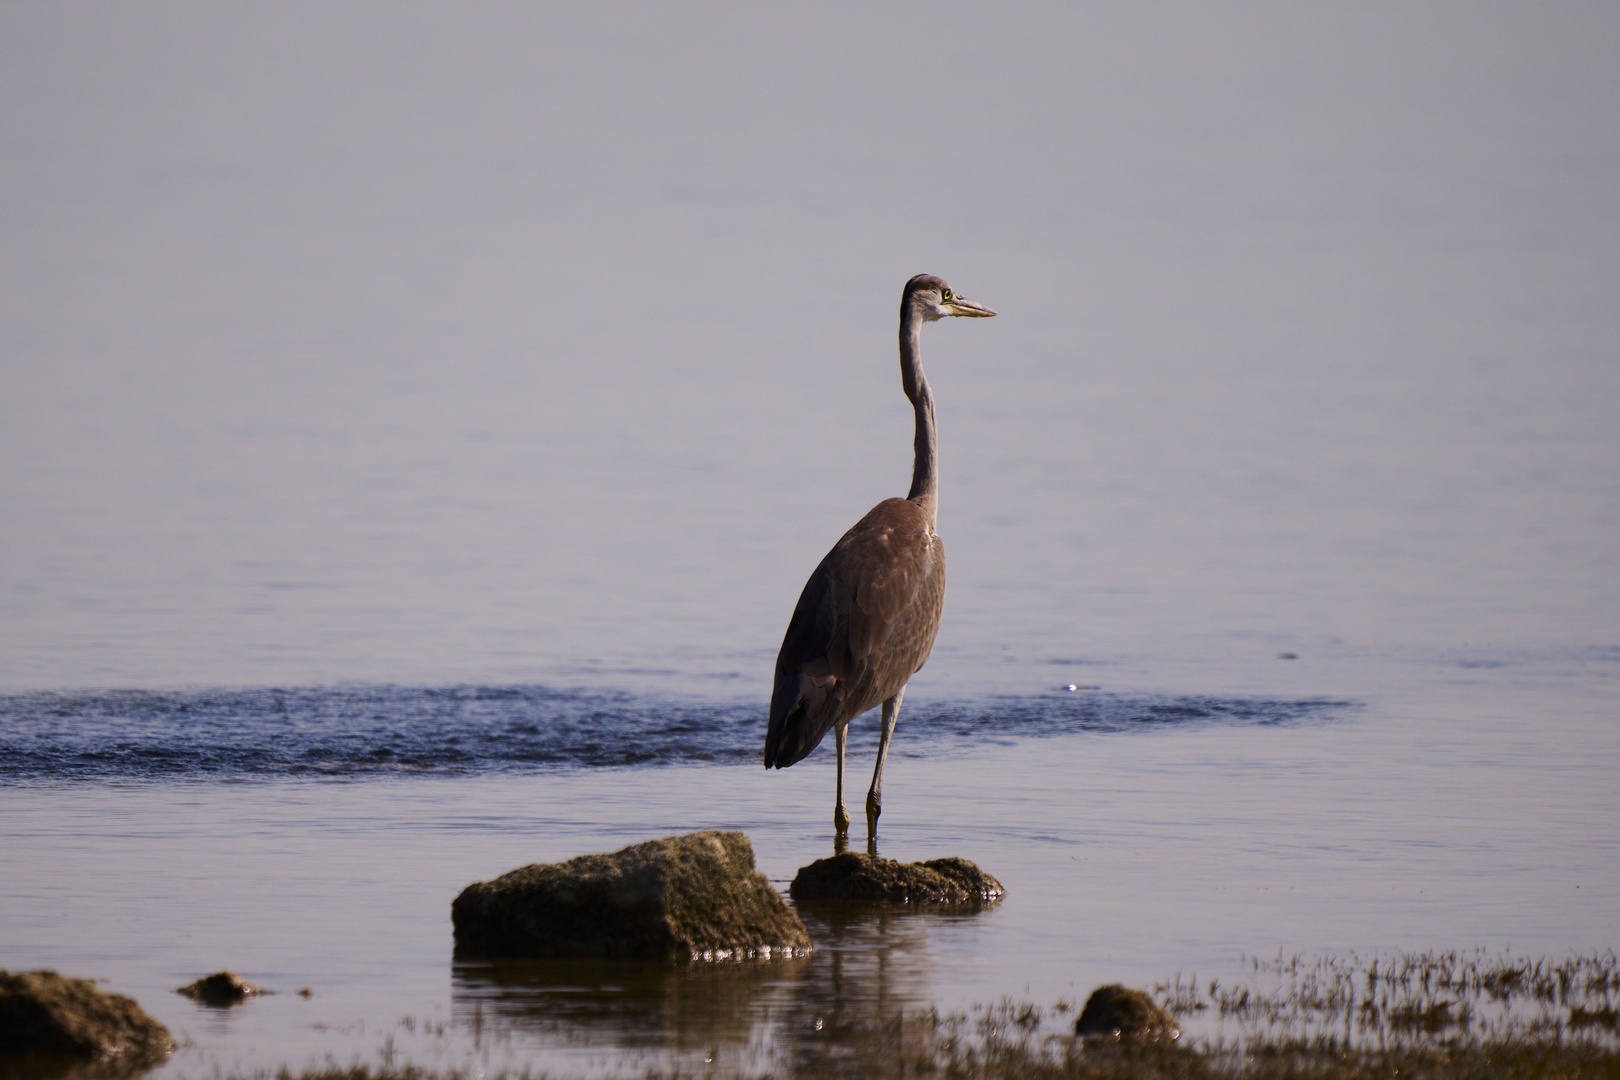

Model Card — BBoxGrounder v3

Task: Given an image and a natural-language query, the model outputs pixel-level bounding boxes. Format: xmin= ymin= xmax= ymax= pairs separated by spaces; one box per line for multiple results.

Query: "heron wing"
xmin=765 ymin=498 xmax=945 ymax=769
xmin=825 ymin=499 xmax=943 ymax=684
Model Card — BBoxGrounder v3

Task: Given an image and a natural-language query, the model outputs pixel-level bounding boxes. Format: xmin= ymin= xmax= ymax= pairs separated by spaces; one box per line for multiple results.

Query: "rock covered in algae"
xmin=451 ymin=831 xmax=812 ymax=962
xmin=789 ymin=852 xmax=1003 ymax=908
xmin=0 ymin=969 xmax=175 ymax=1063
xmin=1074 ymin=984 xmax=1180 ymax=1042
xmin=176 ymin=972 xmax=265 ymax=1006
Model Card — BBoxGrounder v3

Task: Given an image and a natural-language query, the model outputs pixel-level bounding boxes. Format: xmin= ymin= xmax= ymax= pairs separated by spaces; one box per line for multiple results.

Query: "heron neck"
xmin=900 ymin=311 xmax=938 ymax=523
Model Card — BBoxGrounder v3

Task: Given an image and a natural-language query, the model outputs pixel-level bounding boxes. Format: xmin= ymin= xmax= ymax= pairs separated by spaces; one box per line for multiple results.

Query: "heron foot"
xmin=834 ymin=801 xmax=850 ymax=835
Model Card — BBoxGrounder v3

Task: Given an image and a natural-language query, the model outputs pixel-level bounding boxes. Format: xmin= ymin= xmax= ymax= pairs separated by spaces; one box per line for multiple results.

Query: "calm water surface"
xmin=2 ymin=2 xmax=1617 ymax=1076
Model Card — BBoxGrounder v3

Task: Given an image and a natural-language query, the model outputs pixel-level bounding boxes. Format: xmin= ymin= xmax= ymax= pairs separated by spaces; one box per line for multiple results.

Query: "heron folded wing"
xmin=766 ymin=498 xmax=944 ymax=769
xmin=827 ymin=498 xmax=944 ymax=696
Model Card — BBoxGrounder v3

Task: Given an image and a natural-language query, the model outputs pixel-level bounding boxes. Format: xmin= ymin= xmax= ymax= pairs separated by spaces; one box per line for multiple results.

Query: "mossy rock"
xmin=176 ymin=972 xmax=264 ymax=1006
xmin=0 ymin=969 xmax=175 ymax=1063
xmin=789 ymin=852 xmax=1003 ymax=908
xmin=451 ymin=831 xmax=812 ymax=962
xmin=1074 ymin=983 xmax=1180 ymax=1042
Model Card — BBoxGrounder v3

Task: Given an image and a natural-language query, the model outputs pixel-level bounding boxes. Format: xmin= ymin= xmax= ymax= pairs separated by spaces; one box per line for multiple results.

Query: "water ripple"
xmin=0 ymin=685 xmax=1352 ymax=781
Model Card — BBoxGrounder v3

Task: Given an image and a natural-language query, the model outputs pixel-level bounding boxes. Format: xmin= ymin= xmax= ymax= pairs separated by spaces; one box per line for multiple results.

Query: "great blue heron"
xmin=764 ymin=274 xmax=996 ymax=846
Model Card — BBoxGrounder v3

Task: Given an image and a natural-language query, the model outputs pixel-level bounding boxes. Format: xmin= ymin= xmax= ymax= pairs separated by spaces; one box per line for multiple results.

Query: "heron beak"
xmin=946 ymin=296 xmax=996 ymax=318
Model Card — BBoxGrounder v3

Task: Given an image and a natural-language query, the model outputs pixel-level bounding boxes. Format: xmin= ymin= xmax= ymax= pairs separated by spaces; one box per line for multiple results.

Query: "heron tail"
xmin=764 ymin=670 xmax=840 ymax=769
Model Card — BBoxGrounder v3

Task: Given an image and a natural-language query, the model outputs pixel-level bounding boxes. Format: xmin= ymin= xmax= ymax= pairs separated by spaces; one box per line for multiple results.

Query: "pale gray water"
xmin=2 ymin=2 xmax=1618 ymax=1076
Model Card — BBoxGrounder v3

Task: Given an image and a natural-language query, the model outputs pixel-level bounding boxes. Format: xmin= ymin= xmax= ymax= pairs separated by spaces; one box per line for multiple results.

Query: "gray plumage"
xmin=764 ymin=274 xmax=995 ymax=844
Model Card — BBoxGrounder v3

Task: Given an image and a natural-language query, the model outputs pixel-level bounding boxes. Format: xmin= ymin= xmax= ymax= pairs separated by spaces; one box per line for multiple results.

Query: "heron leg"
xmin=833 ymin=721 xmax=851 ymax=836
xmin=865 ymin=687 xmax=904 ymax=844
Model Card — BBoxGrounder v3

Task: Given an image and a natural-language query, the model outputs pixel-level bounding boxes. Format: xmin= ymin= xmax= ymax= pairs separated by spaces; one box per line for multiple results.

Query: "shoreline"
xmin=7 ymin=949 xmax=1616 ymax=1080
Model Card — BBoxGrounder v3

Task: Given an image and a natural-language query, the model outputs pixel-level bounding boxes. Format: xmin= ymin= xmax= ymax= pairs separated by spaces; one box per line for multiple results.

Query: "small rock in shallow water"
xmin=1074 ymin=984 xmax=1180 ymax=1042
xmin=789 ymin=853 xmax=1003 ymax=908
xmin=176 ymin=972 xmax=265 ymax=1006
xmin=0 ymin=969 xmax=175 ymax=1062
xmin=451 ymin=830 xmax=812 ymax=962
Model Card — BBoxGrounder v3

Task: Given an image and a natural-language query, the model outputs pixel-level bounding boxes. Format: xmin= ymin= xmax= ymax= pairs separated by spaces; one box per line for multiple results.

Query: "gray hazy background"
xmin=3 ymin=1 xmax=1617 ymax=695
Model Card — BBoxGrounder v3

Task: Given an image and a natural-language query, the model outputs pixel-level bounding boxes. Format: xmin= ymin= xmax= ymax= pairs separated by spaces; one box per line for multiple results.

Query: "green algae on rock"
xmin=789 ymin=852 xmax=1003 ymax=908
xmin=0 ymin=969 xmax=175 ymax=1064
xmin=451 ymin=831 xmax=811 ymax=962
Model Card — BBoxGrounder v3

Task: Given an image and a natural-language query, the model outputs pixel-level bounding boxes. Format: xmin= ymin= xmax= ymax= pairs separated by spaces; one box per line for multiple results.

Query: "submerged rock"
xmin=1074 ymin=984 xmax=1180 ymax=1042
xmin=176 ymin=972 xmax=265 ymax=1006
xmin=0 ymin=969 xmax=175 ymax=1063
xmin=789 ymin=853 xmax=1003 ymax=908
xmin=451 ymin=831 xmax=812 ymax=962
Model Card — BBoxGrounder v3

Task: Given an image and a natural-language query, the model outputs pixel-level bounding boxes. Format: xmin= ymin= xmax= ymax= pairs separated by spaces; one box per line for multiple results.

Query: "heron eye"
xmin=941 ymin=289 xmax=955 ymax=302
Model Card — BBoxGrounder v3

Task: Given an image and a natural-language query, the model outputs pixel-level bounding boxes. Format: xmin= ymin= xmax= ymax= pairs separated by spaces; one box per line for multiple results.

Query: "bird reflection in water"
xmin=449 ymin=907 xmax=948 ymax=1075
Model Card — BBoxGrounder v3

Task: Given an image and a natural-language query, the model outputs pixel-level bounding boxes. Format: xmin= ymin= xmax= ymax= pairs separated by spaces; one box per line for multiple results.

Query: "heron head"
xmin=905 ymin=274 xmax=997 ymax=322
